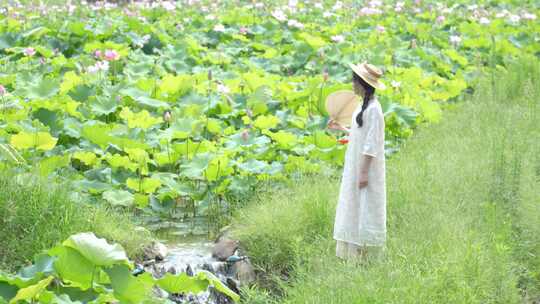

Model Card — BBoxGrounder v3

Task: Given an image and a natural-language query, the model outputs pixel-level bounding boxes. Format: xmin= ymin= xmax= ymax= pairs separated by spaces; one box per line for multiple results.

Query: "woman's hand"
xmin=327 ymin=119 xmax=349 ymax=132
xmin=327 ymin=119 xmax=340 ymax=130
xmin=358 ymin=170 xmax=368 ymax=189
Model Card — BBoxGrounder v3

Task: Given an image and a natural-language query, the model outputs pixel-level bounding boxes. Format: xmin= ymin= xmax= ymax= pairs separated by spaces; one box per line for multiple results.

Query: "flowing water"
xmin=148 ymin=216 xmax=238 ymax=303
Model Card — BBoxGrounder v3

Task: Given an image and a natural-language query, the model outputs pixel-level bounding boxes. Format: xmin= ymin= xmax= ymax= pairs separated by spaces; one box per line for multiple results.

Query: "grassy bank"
xmin=0 ymin=170 xmax=153 ymax=272
xmin=230 ymin=56 xmax=540 ymax=303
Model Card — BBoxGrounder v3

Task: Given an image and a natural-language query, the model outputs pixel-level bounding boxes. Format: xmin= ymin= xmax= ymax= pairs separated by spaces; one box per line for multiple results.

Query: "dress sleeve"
xmin=361 ymin=107 xmax=381 ymax=158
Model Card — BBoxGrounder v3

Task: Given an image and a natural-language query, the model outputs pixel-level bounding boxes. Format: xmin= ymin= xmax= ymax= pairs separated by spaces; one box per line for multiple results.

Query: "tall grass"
xmin=231 ymin=56 xmax=539 ymax=304
xmin=0 ymin=170 xmax=153 ymax=272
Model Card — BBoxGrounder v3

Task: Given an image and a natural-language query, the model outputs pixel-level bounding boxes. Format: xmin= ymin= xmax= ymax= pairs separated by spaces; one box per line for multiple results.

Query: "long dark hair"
xmin=353 ymin=71 xmax=376 ymax=128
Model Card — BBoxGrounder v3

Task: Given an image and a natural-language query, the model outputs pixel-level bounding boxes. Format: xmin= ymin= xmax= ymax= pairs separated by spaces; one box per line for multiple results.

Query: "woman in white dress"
xmin=327 ymin=62 xmax=387 ymax=261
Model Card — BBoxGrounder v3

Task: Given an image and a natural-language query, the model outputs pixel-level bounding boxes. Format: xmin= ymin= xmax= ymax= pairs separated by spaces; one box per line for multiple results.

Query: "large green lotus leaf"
xmin=205 ymin=155 xmax=233 ymax=182
xmin=62 ymin=233 xmax=129 ymax=267
xmin=39 ymin=155 xmax=70 ymax=177
xmin=48 ymin=246 xmax=94 ymax=290
xmin=236 ymin=158 xmax=269 ymax=174
xmin=8 ymin=276 xmax=53 ymax=304
xmin=253 ymin=114 xmax=280 ymax=129
xmin=0 ymin=271 xmax=40 ymax=289
xmin=81 ymin=123 xmax=113 ymax=149
xmin=134 ymin=96 xmax=169 ymax=109
xmin=18 ymin=254 xmax=55 ymax=279
xmin=225 ymin=132 xmax=270 ymax=149
xmin=60 ymin=71 xmax=83 ymax=94
xmin=0 ymin=34 xmax=16 ymax=50
xmin=47 ymin=286 xmax=100 ymax=303
xmin=74 ymin=178 xmax=112 ymax=194
xmin=10 ymin=131 xmax=57 ymax=151
xmin=102 ymin=190 xmax=134 ymax=207
xmin=104 ymin=153 xmax=138 ymax=171
xmin=72 ymin=151 xmax=98 ymax=166
xmin=89 ymin=96 xmax=118 ymax=116
xmin=159 ymin=74 xmax=193 ymax=97
xmin=171 ymin=139 xmax=215 ymax=159
xmin=120 ymin=87 xmax=169 ymax=109
xmin=264 ymin=130 xmax=297 ymax=149
xmin=104 ymin=265 xmax=154 ymax=304
xmin=119 ymin=107 xmax=162 ymax=129
xmin=155 ymin=272 xmax=208 ymax=294
xmin=179 ymin=153 xmax=211 ymax=179
xmin=126 ymin=178 xmax=162 ymax=194
xmin=20 ymin=76 xmax=60 ymax=100
xmin=0 ymin=282 xmax=18 ymax=303
xmin=304 ymin=130 xmax=336 ymax=149
xmin=297 ymin=32 xmax=326 ymax=49
xmin=382 ymin=102 xmax=418 ymax=127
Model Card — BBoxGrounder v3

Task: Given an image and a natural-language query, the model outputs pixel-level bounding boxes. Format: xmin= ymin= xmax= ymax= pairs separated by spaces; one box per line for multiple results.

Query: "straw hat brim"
xmin=325 ymin=90 xmax=360 ymax=127
xmin=349 ymin=62 xmax=386 ymax=90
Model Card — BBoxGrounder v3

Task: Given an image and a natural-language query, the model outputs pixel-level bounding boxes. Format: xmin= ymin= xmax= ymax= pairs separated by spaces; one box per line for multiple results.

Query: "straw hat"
xmin=325 ymin=90 xmax=360 ymax=127
xmin=349 ymin=62 xmax=386 ymax=90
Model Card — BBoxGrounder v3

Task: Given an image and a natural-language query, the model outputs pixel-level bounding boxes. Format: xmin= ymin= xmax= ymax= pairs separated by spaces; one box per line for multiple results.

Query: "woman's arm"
xmin=358 ymin=107 xmax=381 ymax=189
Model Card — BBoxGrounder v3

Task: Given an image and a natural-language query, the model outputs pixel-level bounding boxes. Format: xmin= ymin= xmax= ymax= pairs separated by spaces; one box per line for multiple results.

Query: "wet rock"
xmin=226 ymin=277 xmax=240 ymax=294
xmin=211 ymin=239 xmax=239 ymax=261
xmin=143 ymin=241 xmax=168 ymax=261
xmin=231 ymin=259 xmax=256 ymax=286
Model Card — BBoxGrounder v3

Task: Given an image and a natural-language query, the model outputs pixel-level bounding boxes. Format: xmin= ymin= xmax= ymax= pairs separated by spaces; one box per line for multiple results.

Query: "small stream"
xmin=143 ymin=217 xmax=243 ymax=304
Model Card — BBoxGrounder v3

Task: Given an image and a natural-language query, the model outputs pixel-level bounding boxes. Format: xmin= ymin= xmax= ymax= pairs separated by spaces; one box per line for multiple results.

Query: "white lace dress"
xmin=333 ymin=97 xmax=387 ymax=258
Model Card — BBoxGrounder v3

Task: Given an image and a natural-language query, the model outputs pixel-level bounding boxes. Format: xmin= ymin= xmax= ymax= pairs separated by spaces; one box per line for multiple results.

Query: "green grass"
xmin=230 ymin=56 xmax=540 ymax=304
xmin=0 ymin=171 xmax=153 ymax=272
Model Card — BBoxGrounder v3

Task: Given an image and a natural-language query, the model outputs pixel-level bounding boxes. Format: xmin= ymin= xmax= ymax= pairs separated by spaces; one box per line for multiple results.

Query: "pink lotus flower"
xmin=359 ymin=7 xmax=382 ymax=16
xmin=88 ymin=60 xmax=109 ymax=73
xmin=376 ymin=25 xmax=386 ymax=33
xmin=94 ymin=50 xmax=102 ymax=58
xmin=508 ymin=14 xmax=521 ymax=24
xmin=436 ymin=15 xmax=446 ymax=23
xmin=522 ymin=12 xmax=536 ymax=20
xmin=0 ymin=85 xmax=6 ymax=96
xmin=162 ymin=1 xmax=175 ymax=11
xmin=104 ymin=49 xmax=119 ymax=61
xmin=239 ymin=27 xmax=248 ymax=35
xmin=24 ymin=47 xmax=36 ymax=57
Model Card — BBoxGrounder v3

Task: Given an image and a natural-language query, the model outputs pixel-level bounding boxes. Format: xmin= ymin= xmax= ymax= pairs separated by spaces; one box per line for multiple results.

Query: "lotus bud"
xmin=241 ymin=129 xmax=249 ymax=141
xmin=323 ymin=68 xmax=329 ymax=82
xmin=163 ymin=110 xmax=172 ymax=122
xmin=410 ymin=38 xmax=417 ymax=49
xmin=0 ymin=85 xmax=6 ymax=96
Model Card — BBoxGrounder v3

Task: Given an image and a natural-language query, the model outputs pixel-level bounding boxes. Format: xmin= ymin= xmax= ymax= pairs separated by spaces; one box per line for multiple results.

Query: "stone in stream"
xmin=143 ymin=241 xmax=169 ymax=261
xmin=211 ymin=238 xmax=239 ymax=261
xmin=231 ymin=259 xmax=256 ymax=286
